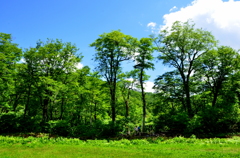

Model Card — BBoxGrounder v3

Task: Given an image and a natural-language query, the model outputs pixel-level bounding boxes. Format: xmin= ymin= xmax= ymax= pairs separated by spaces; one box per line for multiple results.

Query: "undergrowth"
xmin=1 ymin=135 xmax=240 ymax=147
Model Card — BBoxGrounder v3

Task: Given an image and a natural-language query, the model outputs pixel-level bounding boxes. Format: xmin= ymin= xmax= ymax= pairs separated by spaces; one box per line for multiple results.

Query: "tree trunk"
xmin=111 ymin=91 xmax=116 ymax=123
xmin=212 ymin=90 xmax=219 ymax=107
xmin=42 ymin=98 xmax=49 ymax=123
xmin=140 ymin=69 xmax=146 ymax=133
xmin=24 ymin=85 xmax=31 ymax=117
xmin=184 ymin=81 xmax=193 ymax=118
xmin=125 ymin=100 xmax=129 ymax=118
xmin=212 ymin=81 xmax=221 ymax=107
xmin=60 ymin=98 xmax=64 ymax=120
xmin=94 ymin=102 xmax=97 ymax=122
xmin=109 ymin=76 xmax=117 ymax=124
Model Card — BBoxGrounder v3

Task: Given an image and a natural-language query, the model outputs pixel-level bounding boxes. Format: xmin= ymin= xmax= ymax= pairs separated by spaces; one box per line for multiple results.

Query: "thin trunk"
xmin=125 ymin=100 xmax=129 ymax=118
xmin=126 ymin=86 xmax=131 ymax=118
xmin=183 ymin=77 xmax=193 ymax=118
xmin=111 ymin=90 xmax=116 ymax=123
xmin=185 ymin=84 xmax=193 ymax=118
xmin=94 ymin=102 xmax=97 ymax=122
xmin=121 ymin=86 xmax=131 ymax=134
xmin=60 ymin=98 xmax=64 ymax=120
xmin=212 ymin=90 xmax=219 ymax=107
xmin=140 ymin=69 xmax=146 ymax=133
xmin=109 ymin=76 xmax=117 ymax=123
xmin=121 ymin=87 xmax=130 ymax=118
xmin=24 ymin=85 xmax=31 ymax=117
xmin=42 ymin=98 xmax=49 ymax=123
xmin=212 ymin=81 xmax=221 ymax=107
xmin=13 ymin=94 xmax=21 ymax=112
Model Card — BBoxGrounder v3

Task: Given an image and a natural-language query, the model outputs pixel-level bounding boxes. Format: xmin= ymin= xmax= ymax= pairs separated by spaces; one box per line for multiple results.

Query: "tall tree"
xmin=24 ymin=39 xmax=81 ymax=122
xmin=0 ymin=33 xmax=22 ymax=112
xmin=90 ymin=30 xmax=138 ymax=123
xmin=199 ymin=46 xmax=239 ymax=107
xmin=154 ymin=70 xmax=185 ymax=112
xmin=118 ymin=70 xmax=138 ymax=119
xmin=134 ymin=38 xmax=155 ymax=132
xmin=154 ymin=21 xmax=217 ymax=118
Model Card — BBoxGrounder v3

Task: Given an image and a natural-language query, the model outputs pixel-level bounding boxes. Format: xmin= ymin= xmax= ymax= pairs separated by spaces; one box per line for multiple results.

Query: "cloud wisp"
xmin=169 ymin=6 xmax=177 ymax=12
xmin=147 ymin=22 xmax=159 ymax=33
xmin=162 ymin=0 xmax=240 ymax=49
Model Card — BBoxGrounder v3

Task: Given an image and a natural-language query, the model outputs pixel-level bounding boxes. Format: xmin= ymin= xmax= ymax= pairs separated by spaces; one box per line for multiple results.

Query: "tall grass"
xmin=1 ymin=135 xmax=240 ymax=157
xmin=1 ymin=135 xmax=240 ymax=146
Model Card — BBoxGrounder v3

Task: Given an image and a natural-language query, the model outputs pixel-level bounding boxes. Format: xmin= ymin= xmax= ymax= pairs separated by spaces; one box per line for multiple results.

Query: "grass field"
xmin=0 ymin=135 xmax=240 ymax=158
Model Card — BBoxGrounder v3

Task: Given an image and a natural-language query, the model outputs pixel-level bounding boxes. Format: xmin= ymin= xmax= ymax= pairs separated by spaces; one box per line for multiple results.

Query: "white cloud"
xmin=147 ymin=22 xmax=159 ymax=33
xmin=20 ymin=58 xmax=26 ymax=63
xmin=144 ymin=81 xmax=155 ymax=93
xmin=169 ymin=6 xmax=177 ymax=12
xmin=75 ymin=62 xmax=83 ymax=69
xmin=125 ymin=78 xmax=155 ymax=93
xmin=147 ymin=22 xmax=157 ymax=28
xmin=162 ymin=0 xmax=240 ymax=49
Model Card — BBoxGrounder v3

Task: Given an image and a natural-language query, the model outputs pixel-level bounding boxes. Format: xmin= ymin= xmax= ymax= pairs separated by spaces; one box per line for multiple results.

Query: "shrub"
xmin=0 ymin=112 xmax=19 ymax=133
xmin=131 ymin=139 xmax=149 ymax=145
xmin=154 ymin=112 xmax=189 ymax=134
xmin=46 ymin=120 xmax=70 ymax=136
xmin=118 ymin=139 xmax=131 ymax=145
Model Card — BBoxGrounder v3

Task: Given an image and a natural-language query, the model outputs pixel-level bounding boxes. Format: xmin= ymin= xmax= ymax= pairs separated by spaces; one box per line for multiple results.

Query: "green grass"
xmin=0 ymin=136 xmax=240 ymax=158
xmin=1 ymin=143 xmax=240 ymax=158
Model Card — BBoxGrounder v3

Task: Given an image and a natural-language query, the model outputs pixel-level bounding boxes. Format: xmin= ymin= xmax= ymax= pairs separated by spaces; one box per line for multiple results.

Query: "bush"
xmin=46 ymin=120 xmax=70 ymax=136
xmin=18 ymin=116 xmax=41 ymax=133
xmin=154 ymin=112 xmax=189 ymax=134
xmin=0 ymin=112 xmax=19 ymax=133
xmin=186 ymin=106 xmax=240 ymax=136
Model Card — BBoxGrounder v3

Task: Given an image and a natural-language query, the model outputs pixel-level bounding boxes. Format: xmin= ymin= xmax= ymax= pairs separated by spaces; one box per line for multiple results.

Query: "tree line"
xmin=0 ymin=21 xmax=239 ymax=138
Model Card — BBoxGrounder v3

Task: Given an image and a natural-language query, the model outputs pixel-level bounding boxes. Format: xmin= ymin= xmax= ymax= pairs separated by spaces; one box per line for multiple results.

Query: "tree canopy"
xmin=0 ymin=21 xmax=239 ymax=138
xmin=154 ymin=21 xmax=217 ymax=118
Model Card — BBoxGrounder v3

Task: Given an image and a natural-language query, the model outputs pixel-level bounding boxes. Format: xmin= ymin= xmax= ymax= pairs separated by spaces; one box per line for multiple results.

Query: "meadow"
xmin=0 ymin=135 xmax=240 ymax=158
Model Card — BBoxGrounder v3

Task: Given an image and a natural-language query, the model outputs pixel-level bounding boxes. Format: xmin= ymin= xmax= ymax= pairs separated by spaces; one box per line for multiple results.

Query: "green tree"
xmin=134 ymin=38 xmax=155 ymax=132
xmin=87 ymin=72 xmax=106 ymax=123
xmin=0 ymin=33 xmax=22 ymax=112
xmin=154 ymin=70 xmax=185 ymax=112
xmin=24 ymin=39 xmax=81 ymax=123
xmin=90 ymin=30 xmax=138 ymax=123
xmin=199 ymin=46 xmax=239 ymax=107
xmin=154 ymin=21 xmax=217 ymax=118
xmin=118 ymin=70 xmax=139 ymax=134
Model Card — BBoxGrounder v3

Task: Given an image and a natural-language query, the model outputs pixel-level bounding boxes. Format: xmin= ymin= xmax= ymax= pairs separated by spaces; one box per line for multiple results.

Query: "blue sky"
xmin=1 ymin=0 xmax=240 ymax=92
xmin=0 ymin=0 xmax=193 ymax=70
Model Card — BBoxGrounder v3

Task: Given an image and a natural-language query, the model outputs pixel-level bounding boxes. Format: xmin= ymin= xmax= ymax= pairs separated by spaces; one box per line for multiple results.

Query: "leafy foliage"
xmin=0 ymin=22 xmax=239 ymax=138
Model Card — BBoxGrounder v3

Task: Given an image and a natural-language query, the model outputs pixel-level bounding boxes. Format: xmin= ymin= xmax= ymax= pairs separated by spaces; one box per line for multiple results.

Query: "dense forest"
xmin=0 ymin=21 xmax=239 ymax=138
